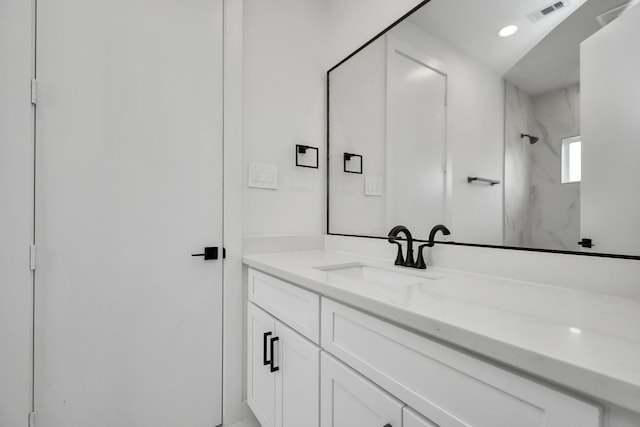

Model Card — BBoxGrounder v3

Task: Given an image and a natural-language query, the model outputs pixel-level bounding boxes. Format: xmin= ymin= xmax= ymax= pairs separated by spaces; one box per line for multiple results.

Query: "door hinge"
xmin=31 ymin=79 xmax=37 ymax=105
xmin=28 ymin=411 xmax=35 ymax=427
xmin=30 ymin=244 xmax=36 ymax=270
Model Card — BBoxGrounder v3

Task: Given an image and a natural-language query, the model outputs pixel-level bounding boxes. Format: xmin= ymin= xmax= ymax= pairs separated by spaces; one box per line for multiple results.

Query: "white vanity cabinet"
xmin=321 ymin=298 xmax=601 ymax=427
xmin=245 ymin=267 xmax=602 ymax=427
xmin=247 ymin=268 xmax=321 ymax=427
xmin=321 ymin=352 xmax=404 ymax=427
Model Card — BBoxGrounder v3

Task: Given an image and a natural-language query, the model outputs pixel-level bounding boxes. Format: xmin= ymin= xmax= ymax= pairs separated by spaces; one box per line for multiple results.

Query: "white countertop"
xmin=243 ymin=250 xmax=640 ymax=413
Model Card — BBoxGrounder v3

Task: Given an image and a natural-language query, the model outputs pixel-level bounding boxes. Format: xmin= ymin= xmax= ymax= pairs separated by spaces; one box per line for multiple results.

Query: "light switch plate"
xmin=248 ymin=162 xmax=278 ymax=189
xmin=364 ymin=176 xmax=383 ymax=196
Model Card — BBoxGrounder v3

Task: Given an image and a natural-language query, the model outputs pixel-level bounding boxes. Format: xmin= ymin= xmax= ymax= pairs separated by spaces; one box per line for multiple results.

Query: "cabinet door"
xmin=276 ymin=321 xmax=320 ymax=427
xmin=321 ymin=352 xmax=403 ymax=427
xmin=404 ymin=408 xmax=439 ymax=427
xmin=247 ymin=303 xmax=277 ymax=427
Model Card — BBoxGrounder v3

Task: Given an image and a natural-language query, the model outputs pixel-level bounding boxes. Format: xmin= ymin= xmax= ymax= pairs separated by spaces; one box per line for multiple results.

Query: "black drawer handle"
xmin=263 ymin=332 xmax=272 ymax=366
xmin=383 ymin=424 xmax=392 ymax=427
xmin=269 ymin=336 xmax=279 ymax=372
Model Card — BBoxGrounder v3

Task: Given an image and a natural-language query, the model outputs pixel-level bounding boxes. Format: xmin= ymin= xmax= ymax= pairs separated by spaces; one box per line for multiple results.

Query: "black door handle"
xmin=577 ymin=238 xmax=594 ymax=248
xmin=269 ymin=336 xmax=279 ymax=372
xmin=263 ymin=332 xmax=272 ymax=366
xmin=192 ymin=246 xmax=224 ymax=260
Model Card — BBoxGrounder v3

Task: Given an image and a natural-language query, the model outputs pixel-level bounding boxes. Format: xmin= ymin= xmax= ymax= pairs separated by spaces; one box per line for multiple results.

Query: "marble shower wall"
xmin=530 ymin=84 xmax=581 ymax=250
xmin=504 ymin=82 xmax=580 ymax=250
xmin=504 ymin=82 xmax=537 ymax=247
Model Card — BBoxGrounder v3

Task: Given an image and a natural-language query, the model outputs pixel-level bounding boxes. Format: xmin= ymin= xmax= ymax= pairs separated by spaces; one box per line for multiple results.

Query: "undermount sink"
xmin=315 ymin=263 xmax=439 ymax=287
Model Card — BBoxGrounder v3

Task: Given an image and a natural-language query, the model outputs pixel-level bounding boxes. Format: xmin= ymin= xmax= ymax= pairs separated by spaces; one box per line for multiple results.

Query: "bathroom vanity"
xmin=244 ymin=250 xmax=640 ymax=427
xmin=241 ymin=0 xmax=640 ymax=424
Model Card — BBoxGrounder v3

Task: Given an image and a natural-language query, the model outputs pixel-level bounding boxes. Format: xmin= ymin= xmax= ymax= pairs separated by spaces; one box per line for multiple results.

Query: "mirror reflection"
xmin=328 ymin=0 xmax=640 ymax=257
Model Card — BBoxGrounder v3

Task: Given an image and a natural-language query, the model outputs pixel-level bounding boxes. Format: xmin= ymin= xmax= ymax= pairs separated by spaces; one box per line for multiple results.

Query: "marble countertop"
xmin=243 ymin=250 xmax=640 ymax=413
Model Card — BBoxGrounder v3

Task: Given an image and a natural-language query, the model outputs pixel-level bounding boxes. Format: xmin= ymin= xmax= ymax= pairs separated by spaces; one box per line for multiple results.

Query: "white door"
xmin=0 ymin=0 xmax=34 ymax=424
xmin=320 ymin=352 xmax=404 ymax=427
xmin=386 ymin=37 xmax=448 ymax=235
xmin=33 ymin=0 xmax=224 ymax=426
xmin=580 ymin=7 xmax=640 ymax=256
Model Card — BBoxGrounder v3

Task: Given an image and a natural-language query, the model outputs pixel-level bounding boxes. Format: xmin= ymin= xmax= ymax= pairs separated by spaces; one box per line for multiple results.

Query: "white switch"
xmin=364 ymin=176 xmax=383 ymax=196
xmin=248 ymin=162 xmax=278 ymax=189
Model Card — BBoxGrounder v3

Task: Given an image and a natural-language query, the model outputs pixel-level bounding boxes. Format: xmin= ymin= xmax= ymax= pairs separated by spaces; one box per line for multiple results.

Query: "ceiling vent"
xmin=527 ymin=1 xmax=570 ymax=22
xmin=596 ymin=1 xmax=634 ymax=27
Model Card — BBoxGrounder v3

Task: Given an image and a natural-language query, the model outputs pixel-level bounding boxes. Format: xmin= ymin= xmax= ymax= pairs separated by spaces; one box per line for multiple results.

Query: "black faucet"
xmin=415 ymin=224 xmax=451 ymax=269
xmin=387 ymin=225 xmax=415 ymax=268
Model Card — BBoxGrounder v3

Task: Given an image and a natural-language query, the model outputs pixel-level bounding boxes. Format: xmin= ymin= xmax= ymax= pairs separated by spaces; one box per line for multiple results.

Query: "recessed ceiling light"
xmin=498 ymin=25 xmax=519 ymax=37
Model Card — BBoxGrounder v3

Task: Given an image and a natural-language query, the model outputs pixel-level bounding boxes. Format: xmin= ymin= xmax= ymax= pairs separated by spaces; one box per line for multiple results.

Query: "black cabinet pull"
xmin=263 ymin=332 xmax=272 ymax=366
xmin=269 ymin=336 xmax=279 ymax=372
xmin=383 ymin=424 xmax=392 ymax=427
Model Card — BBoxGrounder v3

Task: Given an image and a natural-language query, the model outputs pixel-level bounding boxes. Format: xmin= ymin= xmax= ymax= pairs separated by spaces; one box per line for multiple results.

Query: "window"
xmin=561 ymin=136 xmax=581 ymax=183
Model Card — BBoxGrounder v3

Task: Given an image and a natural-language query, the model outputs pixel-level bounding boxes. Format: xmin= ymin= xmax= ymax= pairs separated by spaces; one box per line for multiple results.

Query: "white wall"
xmin=0 ymin=0 xmax=34 ymax=425
xmin=328 ymin=36 xmax=387 ymax=235
xmin=242 ymin=0 xmax=426 ymax=239
xmin=223 ymin=0 xmax=246 ymax=424
xmin=243 ymin=0 xmax=330 ymax=237
xmin=581 ymin=4 xmax=640 ymax=256
xmin=327 ymin=0 xmax=425 ymax=67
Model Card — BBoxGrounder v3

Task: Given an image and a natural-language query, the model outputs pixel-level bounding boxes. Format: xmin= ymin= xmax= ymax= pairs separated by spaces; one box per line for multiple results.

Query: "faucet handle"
xmin=390 ymin=240 xmax=405 ymax=266
xmin=415 ymin=244 xmax=428 ymax=269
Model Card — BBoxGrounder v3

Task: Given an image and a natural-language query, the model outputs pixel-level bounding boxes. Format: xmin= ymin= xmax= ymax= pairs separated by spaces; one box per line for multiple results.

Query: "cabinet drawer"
xmin=321 ymin=352 xmax=404 ymax=427
xmin=248 ymin=268 xmax=320 ymax=343
xmin=321 ymin=298 xmax=601 ymax=427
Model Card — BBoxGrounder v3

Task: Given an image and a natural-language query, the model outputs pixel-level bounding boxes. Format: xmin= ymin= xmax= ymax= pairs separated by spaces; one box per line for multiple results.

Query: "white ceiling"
xmin=505 ymin=0 xmax=632 ymax=95
xmin=406 ymin=0 xmax=631 ymax=95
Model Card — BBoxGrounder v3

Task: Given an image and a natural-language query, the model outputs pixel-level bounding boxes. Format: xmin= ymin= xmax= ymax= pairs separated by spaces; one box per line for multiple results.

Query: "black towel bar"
xmin=467 ymin=177 xmax=500 ymax=186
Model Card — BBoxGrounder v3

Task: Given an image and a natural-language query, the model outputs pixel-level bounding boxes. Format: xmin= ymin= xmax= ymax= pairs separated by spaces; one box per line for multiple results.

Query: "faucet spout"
xmin=427 ymin=224 xmax=451 ymax=247
xmin=387 ymin=225 xmax=415 ymax=267
xmin=415 ymin=224 xmax=451 ymax=269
